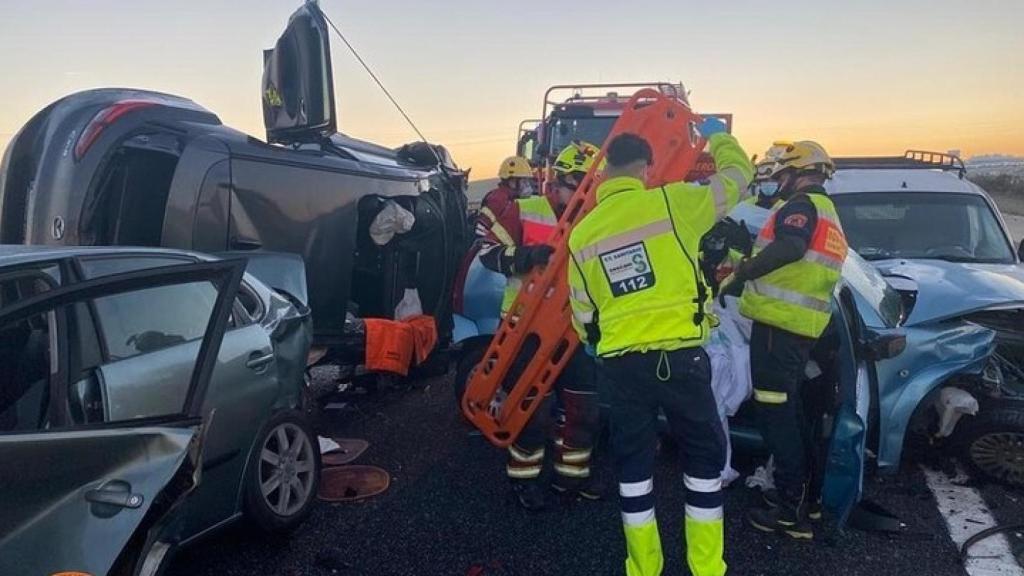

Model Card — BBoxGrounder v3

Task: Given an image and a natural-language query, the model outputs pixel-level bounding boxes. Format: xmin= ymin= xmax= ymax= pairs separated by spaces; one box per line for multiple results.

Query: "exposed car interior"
xmin=0 ymin=274 xmax=54 ymax=432
xmin=83 ymin=133 xmax=182 ymax=247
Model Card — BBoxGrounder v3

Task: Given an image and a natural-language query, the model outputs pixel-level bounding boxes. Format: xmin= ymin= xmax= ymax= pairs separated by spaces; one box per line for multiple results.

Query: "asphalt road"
xmin=168 ymin=369 xmax=1021 ymax=576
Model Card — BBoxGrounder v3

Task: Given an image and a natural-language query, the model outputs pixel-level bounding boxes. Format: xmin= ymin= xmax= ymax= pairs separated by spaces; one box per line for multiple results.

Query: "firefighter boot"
xmin=511 ymin=479 xmax=547 ymax=511
xmin=552 ymin=473 xmax=607 ymax=501
xmin=762 ymin=489 xmax=822 ymax=521
xmin=749 ymin=490 xmax=813 ymax=540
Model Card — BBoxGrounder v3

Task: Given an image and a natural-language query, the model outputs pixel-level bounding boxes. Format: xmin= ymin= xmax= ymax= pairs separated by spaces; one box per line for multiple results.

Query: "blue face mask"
xmin=758 ymin=181 xmax=779 ymax=198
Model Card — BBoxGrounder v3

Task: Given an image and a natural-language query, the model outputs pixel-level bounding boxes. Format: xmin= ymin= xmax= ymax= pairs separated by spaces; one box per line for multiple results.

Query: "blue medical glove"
xmin=698 ymin=117 xmax=728 ymax=138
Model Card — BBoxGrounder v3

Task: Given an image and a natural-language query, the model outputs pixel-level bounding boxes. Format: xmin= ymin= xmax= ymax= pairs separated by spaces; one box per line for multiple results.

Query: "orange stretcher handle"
xmin=462 ymin=89 xmax=709 ymax=447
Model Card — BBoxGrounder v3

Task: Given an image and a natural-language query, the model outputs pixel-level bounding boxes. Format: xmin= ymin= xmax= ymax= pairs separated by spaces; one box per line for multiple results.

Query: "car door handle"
xmin=86 ymin=482 xmax=144 ymax=509
xmin=246 ymin=351 xmax=275 ymax=371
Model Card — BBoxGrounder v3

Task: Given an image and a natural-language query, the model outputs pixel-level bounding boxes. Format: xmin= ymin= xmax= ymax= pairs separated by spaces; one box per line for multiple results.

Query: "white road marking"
xmin=923 ymin=466 xmax=1024 ymax=576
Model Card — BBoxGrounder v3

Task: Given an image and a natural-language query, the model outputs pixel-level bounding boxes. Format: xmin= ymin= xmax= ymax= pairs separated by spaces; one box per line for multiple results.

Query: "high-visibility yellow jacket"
xmin=739 ymin=192 xmax=848 ymax=338
xmin=501 ymin=195 xmax=558 ymax=313
xmin=567 ymin=133 xmax=753 ymax=357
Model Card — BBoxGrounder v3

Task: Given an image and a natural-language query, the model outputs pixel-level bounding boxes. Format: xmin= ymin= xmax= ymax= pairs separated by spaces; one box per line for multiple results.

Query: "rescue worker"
xmin=567 ymin=123 xmax=753 ymax=576
xmin=478 ymin=141 xmax=604 ymax=510
xmin=749 ymin=157 xmax=785 ymax=209
xmin=722 ymin=141 xmax=848 ymax=540
xmin=474 ymin=156 xmax=537 ymax=239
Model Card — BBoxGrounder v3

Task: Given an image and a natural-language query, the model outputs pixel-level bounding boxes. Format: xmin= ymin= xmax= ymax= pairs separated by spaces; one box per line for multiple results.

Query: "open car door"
xmin=262 ymin=1 xmax=337 ymax=144
xmin=0 ymin=259 xmax=244 ymax=576
xmin=822 ymin=286 xmax=873 ymax=529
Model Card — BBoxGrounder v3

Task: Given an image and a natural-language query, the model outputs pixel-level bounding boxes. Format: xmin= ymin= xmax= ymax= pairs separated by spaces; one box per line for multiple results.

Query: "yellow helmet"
xmin=498 ymin=156 xmax=534 ymax=180
xmin=552 ymin=140 xmax=603 ymax=177
xmin=764 ymin=140 xmax=835 ymax=178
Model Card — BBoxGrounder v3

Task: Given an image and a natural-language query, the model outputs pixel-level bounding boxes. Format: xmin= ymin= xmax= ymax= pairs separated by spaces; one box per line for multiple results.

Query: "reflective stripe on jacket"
xmin=739 ymin=193 xmax=848 ymax=338
xmin=501 ymin=195 xmax=558 ymax=314
xmin=567 ymin=133 xmax=753 ymax=357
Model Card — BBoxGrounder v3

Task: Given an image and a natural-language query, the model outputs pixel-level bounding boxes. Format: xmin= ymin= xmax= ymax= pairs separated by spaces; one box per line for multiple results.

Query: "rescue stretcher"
xmin=462 ymin=89 xmax=711 ymax=446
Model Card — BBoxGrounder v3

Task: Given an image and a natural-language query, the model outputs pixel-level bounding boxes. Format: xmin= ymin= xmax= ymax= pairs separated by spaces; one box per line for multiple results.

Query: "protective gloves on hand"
xmin=514 ymin=244 xmax=555 ymax=272
xmin=698 ymin=117 xmax=728 ymax=138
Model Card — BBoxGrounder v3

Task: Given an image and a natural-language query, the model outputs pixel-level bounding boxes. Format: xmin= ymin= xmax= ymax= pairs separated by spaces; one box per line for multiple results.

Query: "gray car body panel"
xmin=0 ymin=246 xmax=311 ymax=569
xmin=0 ymin=427 xmax=198 ymax=576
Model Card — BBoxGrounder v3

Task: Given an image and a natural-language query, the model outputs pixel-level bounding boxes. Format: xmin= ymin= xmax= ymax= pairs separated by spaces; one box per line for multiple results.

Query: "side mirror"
xmin=862 ymin=330 xmax=907 ymax=361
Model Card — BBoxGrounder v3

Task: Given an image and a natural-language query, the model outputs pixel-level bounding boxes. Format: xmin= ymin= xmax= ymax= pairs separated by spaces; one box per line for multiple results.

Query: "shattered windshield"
xmin=833 ymin=192 xmax=1015 ymax=264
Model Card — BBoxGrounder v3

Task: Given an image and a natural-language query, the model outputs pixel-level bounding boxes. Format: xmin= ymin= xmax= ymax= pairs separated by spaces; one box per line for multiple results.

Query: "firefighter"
xmin=474 ymin=156 xmax=537 ymax=239
xmin=478 ymin=141 xmax=604 ymax=510
xmin=567 ymin=124 xmax=752 ymax=576
xmin=722 ymin=141 xmax=848 ymax=540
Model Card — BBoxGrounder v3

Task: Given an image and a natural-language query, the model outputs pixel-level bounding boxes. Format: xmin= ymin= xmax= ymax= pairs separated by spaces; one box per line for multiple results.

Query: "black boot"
xmin=749 ymin=490 xmax=813 ymax=540
xmin=762 ymin=489 xmax=822 ymax=521
xmin=512 ymin=480 xmax=547 ymax=511
xmin=552 ymin=474 xmax=607 ymax=501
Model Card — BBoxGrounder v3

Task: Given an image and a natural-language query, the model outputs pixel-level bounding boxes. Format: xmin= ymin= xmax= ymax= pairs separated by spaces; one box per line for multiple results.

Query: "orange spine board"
xmin=462 ymin=89 xmax=708 ymax=447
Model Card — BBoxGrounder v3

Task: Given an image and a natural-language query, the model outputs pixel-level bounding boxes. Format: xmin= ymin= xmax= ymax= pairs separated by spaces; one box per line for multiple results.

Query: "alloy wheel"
xmin=259 ymin=422 xmax=316 ymax=516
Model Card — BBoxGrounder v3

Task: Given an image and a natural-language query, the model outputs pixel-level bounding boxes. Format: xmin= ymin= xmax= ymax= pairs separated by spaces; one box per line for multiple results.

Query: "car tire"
xmin=957 ymin=405 xmax=1024 ymax=488
xmin=454 ymin=342 xmax=487 ymax=405
xmin=243 ymin=410 xmax=321 ymax=533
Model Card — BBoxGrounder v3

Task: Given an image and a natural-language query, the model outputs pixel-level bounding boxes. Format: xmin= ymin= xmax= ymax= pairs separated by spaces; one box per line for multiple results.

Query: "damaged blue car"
xmin=829 ymin=151 xmax=1024 ymax=488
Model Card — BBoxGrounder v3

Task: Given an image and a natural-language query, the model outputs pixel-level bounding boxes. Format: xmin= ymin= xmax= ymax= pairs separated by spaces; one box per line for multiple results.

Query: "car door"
xmin=821 ymin=286 xmax=875 ymax=528
xmin=0 ymin=258 xmax=244 ymax=576
xmin=73 ymin=253 xmax=282 ymax=539
xmin=262 ymin=1 xmax=336 ymax=144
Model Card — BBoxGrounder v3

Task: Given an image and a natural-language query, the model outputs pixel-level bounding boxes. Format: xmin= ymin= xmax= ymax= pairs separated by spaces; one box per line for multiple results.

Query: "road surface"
xmin=167 ymin=369 xmax=1024 ymax=576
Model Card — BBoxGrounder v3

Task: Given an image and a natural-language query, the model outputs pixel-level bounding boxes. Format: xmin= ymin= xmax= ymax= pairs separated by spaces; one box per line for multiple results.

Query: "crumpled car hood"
xmin=874 ymin=259 xmax=1024 ymax=324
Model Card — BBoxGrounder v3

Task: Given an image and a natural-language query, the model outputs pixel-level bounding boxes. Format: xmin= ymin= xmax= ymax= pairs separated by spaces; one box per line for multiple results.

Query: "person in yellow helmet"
xmin=477 ymin=141 xmax=604 ymax=510
xmin=473 ymin=156 xmax=537 ymax=239
xmin=721 ymin=140 xmax=848 ymax=540
xmin=568 ymin=120 xmax=753 ymax=576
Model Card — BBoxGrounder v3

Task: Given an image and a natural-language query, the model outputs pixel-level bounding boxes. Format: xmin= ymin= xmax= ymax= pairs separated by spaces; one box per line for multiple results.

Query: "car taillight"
xmin=73 ymin=100 xmax=157 ymax=161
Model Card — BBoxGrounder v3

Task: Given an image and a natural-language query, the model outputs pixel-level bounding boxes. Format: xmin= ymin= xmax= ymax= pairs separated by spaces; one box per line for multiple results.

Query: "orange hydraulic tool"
xmin=462 ymin=88 xmax=709 ymax=447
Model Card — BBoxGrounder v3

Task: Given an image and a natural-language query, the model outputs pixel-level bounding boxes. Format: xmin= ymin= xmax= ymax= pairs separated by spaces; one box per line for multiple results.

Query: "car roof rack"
xmin=834 ymin=150 xmax=966 ymax=178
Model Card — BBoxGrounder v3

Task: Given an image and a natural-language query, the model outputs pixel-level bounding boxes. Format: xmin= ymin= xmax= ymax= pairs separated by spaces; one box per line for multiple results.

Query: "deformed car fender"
xmin=875 ymin=321 xmax=995 ymax=470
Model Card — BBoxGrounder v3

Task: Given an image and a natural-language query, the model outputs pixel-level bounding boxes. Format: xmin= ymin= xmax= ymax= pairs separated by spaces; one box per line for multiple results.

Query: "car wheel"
xmin=454 ymin=342 xmax=487 ymax=404
xmin=958 ymin=406 xmax=1024 ymax=488
xmin=244 ymin=410 xmax=321 ymax=533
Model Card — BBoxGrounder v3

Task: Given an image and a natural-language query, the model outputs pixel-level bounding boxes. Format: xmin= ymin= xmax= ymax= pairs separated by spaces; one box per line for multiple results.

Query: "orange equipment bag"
xmin=461 ymin=89 xmax=710 ymax=447
xmin=364 ymin=319 xmax=414 ymax=375
xmin=364 ymin=315 xmax=438 ymax=376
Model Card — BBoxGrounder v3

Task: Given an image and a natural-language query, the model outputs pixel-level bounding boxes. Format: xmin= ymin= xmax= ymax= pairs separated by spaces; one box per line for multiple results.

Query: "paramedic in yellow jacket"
xmin=567 ymin=122 xmax=752 ymax=576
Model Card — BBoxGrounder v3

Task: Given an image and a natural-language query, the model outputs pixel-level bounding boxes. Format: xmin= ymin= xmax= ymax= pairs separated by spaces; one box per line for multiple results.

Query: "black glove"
xmin=717 ymin=273 xmax=745 ymax=308
xmin=514 ymin=244 xmax=555 ymax=272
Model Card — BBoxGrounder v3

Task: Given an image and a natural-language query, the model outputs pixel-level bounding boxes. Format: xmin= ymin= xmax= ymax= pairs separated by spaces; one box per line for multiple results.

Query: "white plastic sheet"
xmin=708 ymin=296 xmax=754 ymax=484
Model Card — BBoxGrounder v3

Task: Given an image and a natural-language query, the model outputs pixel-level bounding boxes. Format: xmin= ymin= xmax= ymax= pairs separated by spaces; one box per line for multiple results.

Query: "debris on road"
xmin=319 ymin=465 xmax=391 ymax=503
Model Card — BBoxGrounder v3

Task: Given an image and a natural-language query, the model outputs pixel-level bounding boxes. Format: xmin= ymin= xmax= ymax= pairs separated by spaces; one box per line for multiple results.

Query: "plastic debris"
xmin=745 ymin=456 xmax=776 ymax=491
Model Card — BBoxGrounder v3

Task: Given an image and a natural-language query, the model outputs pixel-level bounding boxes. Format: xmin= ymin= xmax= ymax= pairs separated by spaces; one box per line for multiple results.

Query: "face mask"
xmin=518 ymin=181 xmax=536 ymax=196
xmin=758 ymin=181 xmax=779 ymax=197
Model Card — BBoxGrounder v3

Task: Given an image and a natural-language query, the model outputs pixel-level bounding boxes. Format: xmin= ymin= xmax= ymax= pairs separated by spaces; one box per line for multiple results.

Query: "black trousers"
xmin=750 ymin=321 xmax=833 ymax=502
xmin=602 ymin=347 xmax=726 ymax=509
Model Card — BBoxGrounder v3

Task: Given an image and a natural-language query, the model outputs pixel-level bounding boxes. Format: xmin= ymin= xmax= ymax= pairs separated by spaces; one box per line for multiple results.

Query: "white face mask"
xmin=517 ymin=180 xmax=536 ymax=196
xmin=758 ymin=181 xmax=780 ymax=198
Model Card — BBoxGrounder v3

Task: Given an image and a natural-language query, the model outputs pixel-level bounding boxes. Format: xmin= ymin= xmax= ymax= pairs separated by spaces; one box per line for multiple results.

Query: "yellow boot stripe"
xmin=753 ymin=389 xmax=788 ymax=404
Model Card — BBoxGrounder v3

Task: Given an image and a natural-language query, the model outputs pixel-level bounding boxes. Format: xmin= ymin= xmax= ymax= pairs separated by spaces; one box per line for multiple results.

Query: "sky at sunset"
xmin=0 ymin=0 xmax=1021 ymax=179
